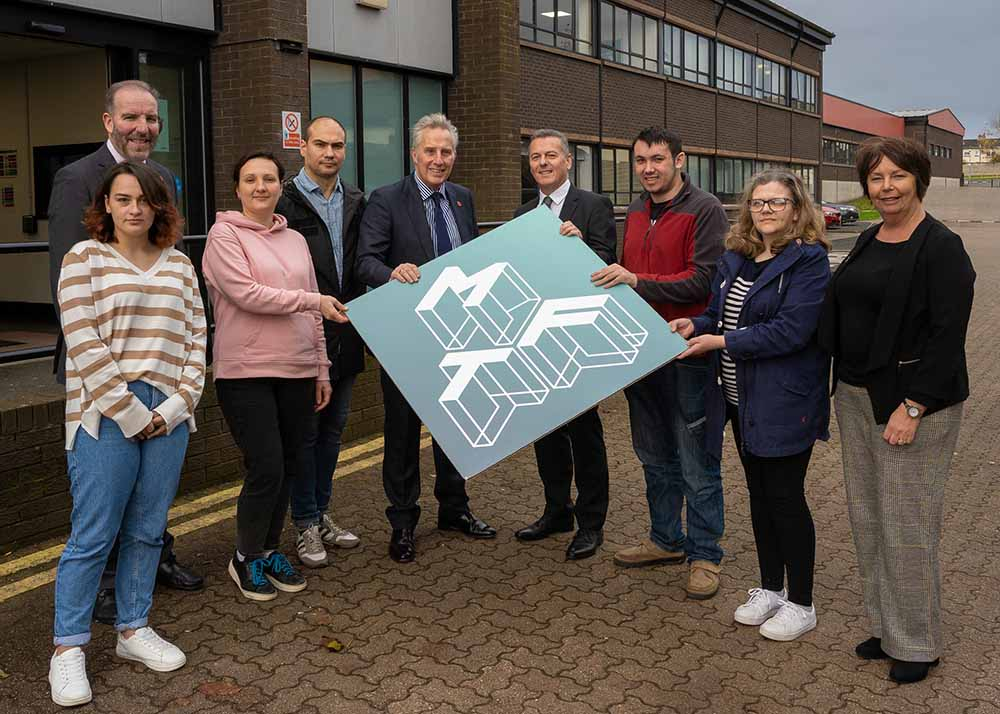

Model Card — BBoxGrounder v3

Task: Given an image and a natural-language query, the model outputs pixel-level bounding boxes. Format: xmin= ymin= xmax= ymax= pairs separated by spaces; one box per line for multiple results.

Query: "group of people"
xmin=42 ymin=78 xmax=974 ymax=707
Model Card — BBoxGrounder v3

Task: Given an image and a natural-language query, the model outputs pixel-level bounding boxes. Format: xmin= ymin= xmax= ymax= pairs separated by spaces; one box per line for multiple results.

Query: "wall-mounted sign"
xmin=2 ymin=152 xmax=16 ymax=177
xmin=1 ymin=186 xmax=14 ymax=208
xmin=282 ymin=111 xmax=302 ymax=150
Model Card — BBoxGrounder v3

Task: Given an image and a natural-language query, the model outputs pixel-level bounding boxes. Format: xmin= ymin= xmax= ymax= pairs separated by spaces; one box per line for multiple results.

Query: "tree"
xmin=979 ymin=114 xmax=1000 ymax=161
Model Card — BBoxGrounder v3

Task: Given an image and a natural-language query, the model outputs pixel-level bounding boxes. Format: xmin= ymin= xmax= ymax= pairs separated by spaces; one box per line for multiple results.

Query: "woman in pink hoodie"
xmin=203 ymin=152 xmax=348 ymax=602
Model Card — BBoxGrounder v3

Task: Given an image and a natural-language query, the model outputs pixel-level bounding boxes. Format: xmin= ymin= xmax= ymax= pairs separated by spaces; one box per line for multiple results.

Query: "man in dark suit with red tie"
xmin=512 ymin=129 xmax=617 ymax=560
xmin=357 ymin=113 xmax=497 ymax=563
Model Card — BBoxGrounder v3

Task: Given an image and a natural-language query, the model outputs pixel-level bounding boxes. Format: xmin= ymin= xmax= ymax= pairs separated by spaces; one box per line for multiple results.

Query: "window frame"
xmin=600 ymin=145 xmax=640 ymax=207
xmin=790 ymin=68 xmax=817 ymax=112
xmin=600 ymin=2 xmax=657 ymax=72
xmin=520 ymin=0 xmax=594 ymax=56
xmin=754 ymin=56 xmax=787 ymax=105
xmin=715 ymin=41 xmax=753 ymax=97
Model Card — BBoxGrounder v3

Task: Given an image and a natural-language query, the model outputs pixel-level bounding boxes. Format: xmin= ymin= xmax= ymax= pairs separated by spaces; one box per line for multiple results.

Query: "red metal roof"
xmin=926 ymin=109 xmax=965 ymax=136
xmin=823 ymin=94 xmax=904 ymax=137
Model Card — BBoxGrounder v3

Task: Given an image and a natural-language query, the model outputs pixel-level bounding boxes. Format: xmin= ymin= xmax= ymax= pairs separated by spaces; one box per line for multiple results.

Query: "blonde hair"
xmin=725 ymin=170 xmax=829 ymax=258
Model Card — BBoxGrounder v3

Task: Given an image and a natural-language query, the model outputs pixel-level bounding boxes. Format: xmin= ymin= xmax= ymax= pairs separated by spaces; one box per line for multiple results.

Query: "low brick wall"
xmin=0 ymin=357 xmax=384 ymax=553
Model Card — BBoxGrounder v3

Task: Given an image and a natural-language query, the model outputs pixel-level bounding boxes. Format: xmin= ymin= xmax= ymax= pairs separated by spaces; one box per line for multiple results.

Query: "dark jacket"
xmin=514 ymin=185 xmax=617 ymax=265
xmin=693 ymin=241 xmax=832 ymax=458
xmin=621 ymin=173 xmax=728 ymax=323
xmin=276 ymin=177 xmax=367 ymax=380
xmin=47 ymin=143 xmax=177 ymax=382
xmin=817 ymin=214 xmax=975 ymax=424
xmin=357 ymin=174 xmax=477 ymax=288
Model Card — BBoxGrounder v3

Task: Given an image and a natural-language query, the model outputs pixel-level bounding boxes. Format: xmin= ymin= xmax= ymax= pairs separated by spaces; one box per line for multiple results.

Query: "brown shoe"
xmin=613 ymin=539 xmax=686 ymax=568
xmin=686 ymin=560 xmax=721 ymax=600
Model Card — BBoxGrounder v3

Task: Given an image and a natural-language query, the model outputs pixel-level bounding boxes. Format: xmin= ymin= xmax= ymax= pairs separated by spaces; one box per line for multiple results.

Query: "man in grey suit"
xmin=357 ymin=113 xmax=497 ymax=564
xmin=512 ymin=129 xmax=616 ymax=561
xmin=47 ymin=80 xmax=204 ymax=622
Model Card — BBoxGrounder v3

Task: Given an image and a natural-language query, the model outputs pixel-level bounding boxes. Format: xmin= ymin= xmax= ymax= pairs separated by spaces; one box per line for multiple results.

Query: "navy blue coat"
xmin=691 ymin=241 xmax=831 ymax=458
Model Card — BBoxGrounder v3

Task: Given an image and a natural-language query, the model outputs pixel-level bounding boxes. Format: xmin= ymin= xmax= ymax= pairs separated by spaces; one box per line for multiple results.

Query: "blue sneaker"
xmin=228 ymin=554 xmax=277 ymax=602
xmin=262 ymin=551 xmax=307 ymax=593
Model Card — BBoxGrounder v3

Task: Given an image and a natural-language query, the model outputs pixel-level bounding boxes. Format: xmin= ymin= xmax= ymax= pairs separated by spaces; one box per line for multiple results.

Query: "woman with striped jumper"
xmin=49 ymin=162 xmax=206 ymax=707
xmin=669 ymin=169 xmax=831 ymax=641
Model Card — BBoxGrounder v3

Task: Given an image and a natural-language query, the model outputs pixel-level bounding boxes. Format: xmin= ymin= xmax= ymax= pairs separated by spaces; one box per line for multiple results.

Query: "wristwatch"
xmin=903 ymin=399 xmax=922 ymax=419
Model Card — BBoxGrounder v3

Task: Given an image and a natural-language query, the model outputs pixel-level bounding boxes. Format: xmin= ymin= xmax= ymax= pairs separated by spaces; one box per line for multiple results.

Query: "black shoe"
xmin=438 ymin=511 xmax=497 ymax=539
xmin=855 ymin=636 xmax=889 ymax=660
xmin=157 ymin=554 xmax=205 ymax=591
xmin=262 ymin=551 xmax=307 ymax=593
xmin=515 ymin=512 xmax=575 ymax=542
xmin=228 ymin=555 xmax=277 ymax=602
xmin=92 ymin=588 xmax=117 ymax=625
xmin=566 ymin=529 xmax=603 ymax=560
xmin=889 ymin=658 xmax=939 ymax=684
xmin=389 ymin=528 xmax=416 ymax=563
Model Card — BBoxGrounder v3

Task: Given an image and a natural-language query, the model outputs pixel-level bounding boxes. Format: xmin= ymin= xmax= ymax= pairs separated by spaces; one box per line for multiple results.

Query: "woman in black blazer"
xmin=817 ymin=137 xmax=975 ymax=684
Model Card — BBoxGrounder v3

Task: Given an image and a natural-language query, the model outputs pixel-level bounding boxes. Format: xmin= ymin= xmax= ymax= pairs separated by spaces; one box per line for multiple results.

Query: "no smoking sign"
xmin=282 ymin=110 xmax=302 ymax=149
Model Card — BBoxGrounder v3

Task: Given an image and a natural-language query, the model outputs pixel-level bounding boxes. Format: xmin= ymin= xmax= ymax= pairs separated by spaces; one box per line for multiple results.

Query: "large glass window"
xmin=754 ymin=57 xmax=787 ymax=105
xmin=822 ymin=138 xmax=857 ymax=166
xmin=715 ymin=42 xmax=753 ymax=97
xmin=662 ymin=23 xmax=710 ymax=86
xmin=520 ymin=0 xmax=593 ymax=55
xmin=686 ymin=154 xmax=712 ymax=190
xmin=362 ymin=69 xmax=403 ymax=194
xmin=714 ymin=157 xmax=754 ymax=203
xmin=309 ymin=61 xmax=358 ymax=185
xmin=601 ymin=146 xmax=639 ymax=206
xmin=790 ymin=163 xmax=816 ymax=196
xmin=600 ymin=2 xmax=657 ymax=71
xmin=790 ymin=69 xmax=817 ymax=112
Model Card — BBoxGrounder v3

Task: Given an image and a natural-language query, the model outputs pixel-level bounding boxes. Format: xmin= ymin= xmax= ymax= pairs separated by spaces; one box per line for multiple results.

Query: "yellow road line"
xmin=0 ymin=435 xmax=432 ymax=599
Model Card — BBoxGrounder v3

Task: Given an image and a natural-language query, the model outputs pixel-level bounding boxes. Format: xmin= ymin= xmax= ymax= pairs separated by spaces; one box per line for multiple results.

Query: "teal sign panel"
xmin=347 ymin=207 xmax=688 ymax=478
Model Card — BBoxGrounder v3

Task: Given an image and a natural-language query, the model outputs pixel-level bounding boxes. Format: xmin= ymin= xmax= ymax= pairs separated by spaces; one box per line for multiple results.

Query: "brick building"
xmin=0 ymin=0 xmax=837 ymax=550
xmin=822 ymin=93 xmax=964 ymax=201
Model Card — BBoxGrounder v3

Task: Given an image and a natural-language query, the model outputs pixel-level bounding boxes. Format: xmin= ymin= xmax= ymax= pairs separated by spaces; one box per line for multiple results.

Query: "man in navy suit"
xmin=357 ymin=113 xmax=497 ymax=563
xmin=512 ymin=129 xmax=617 ymax=561
xmin=46 ymin=80 xmax=203 ymax=621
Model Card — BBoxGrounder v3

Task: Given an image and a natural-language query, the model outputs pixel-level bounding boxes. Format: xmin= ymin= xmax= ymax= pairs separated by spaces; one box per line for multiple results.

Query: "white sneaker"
xmin=760 ymin=601 xmax=817 ymax=641
xmin=297 ymin=524 xmax=329 ymax=568
xmin=49 ymin=647 xmax=92 ymax=707
xmin=320 ymin=513 xmax=360 ymax=548
xmin=734 ymin=587 xmax=786 ymax=626
xmin=115 ymin=627 xmax=187 ymax=672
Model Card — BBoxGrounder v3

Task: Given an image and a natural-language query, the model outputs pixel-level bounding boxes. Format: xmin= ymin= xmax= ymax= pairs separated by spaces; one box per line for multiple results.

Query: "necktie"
xmin=543 ymin=195 xmax=554 ymax=209
xmin=430 ymin=192 xmax=452 ymax=257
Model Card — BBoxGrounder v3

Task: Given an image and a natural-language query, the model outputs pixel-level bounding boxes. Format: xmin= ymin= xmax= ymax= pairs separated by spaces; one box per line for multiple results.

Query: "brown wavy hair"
xmin=83 ymin=162 xmax=182 ymax=247
xmin=856 ymin=136 xmax=931 ymax=200
xmin=725 ymin=169 xmax=829 ymax=258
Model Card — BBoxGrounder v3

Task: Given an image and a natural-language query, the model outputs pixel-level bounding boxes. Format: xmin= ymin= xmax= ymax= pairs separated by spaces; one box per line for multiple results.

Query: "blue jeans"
xmin=290 ymin=374 xmax=356 ymax=529
xmin=624 ymin=358 xmax=724 ymax=564
xmin=53 ymin=382 xmax=189 ymax=646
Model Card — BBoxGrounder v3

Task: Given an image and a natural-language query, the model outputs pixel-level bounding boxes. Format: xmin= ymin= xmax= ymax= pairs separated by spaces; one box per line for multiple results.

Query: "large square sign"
xmin=347 ymin=207 xmax=687 ymax=478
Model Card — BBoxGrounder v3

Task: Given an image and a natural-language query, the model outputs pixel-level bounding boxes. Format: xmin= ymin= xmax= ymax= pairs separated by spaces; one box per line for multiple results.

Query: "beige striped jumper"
xmin=57 ymin=240 xmax=208 ymax=450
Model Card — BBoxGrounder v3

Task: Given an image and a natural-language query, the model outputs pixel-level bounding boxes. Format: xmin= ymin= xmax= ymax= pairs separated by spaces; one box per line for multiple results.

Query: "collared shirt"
xmin=293 ymin=168 xmax=344 ymax=288
xmin=414 ymin=173 xmax=461 ymax=256
xmin=106 ymin=139 xmax=140 ymax=165
xmin=539 ymin=179 xmax=571 ymax=218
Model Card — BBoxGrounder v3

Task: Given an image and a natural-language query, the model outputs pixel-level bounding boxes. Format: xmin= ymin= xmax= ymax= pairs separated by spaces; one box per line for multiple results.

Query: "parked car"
xmin=822 ymin=201 xmax=859 ymax=225
xmin=821 ymin=204 xmax=842 ymax=228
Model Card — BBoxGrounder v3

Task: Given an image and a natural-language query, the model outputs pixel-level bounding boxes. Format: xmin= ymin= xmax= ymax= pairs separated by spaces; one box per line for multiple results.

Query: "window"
xmin=790 ymin=69 xmax=817 ymax=112
xmin=520 ymin=138 xmax=598 ymax=203
xmin=600 ymin=2 xmax=657 ymax=72
xmin=790 ymin=163 xmax=816 ymax=197
xmin=822 ymin=138 xmax=857 ymax=166
xmin=310 ymin=60 xmax=445 ymax=191
xmin=601 ymin=146 xmax=638 ymax=206
xmin=520 ymin=0 xmax=593 ymax=55
xmin=714 ymin=157 xmax=754 ymax=203
xmin=662 ymin=24 xmax=711 ymax=85
xmin=715 ymin=42 xmax=753 ymax=96
xmin=754 ymin=56 xmax=786 ymax=105
xmin=686 ymin=154 xmax=712 ymax=191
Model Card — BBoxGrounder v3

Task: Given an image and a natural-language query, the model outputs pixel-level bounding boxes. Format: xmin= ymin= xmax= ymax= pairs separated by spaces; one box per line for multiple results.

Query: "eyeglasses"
xmin=748 ymin=198 xmax=793 ymax=212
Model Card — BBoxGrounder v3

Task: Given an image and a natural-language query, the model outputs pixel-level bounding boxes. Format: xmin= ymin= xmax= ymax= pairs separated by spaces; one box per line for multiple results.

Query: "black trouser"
xmin=532 ymin=406 xmax=610 ymax=531
xmin=100 ymin=531 xmax=174 ymax=590
xmin=217 ymin=377 xmax=315 ymax=559
xmin=380 ymin=369 xmax=469 ymax=530
xmin=727 ymin=403 xmax=815 ymax=606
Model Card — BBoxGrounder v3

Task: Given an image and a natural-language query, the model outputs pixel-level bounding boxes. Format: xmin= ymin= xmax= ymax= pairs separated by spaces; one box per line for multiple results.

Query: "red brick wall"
xmin=665 ymin=82 xmax=716 ymax=148
xmin=520 ymin=48 xmax=600 ymax=137
xmin=792 ymin=113 xmax=821 ymax=161
xmin=758 ymin=104 xmax=791 ymax=157
xmin=601 ymin=67 xmax=665 ymax=142
xmin=668 ymin=0 xmax=716 ymax=30
xmin=718 ymin=95 xmax=757 ymax=154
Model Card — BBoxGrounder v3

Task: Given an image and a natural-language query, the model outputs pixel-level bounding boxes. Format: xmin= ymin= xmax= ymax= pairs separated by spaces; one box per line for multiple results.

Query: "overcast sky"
xmin=777 ymin=0 xmax=998 ymax=137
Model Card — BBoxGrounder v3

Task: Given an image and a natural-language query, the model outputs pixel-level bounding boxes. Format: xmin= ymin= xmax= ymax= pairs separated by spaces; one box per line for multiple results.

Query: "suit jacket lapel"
xmin=559 ymin=186 xmax=580 ymax=223
xmin=404 ymin=176 xmax=435 ymax=261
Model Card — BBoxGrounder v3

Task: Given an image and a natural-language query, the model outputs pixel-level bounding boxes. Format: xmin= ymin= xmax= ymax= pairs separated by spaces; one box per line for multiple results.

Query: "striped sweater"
xmin=57 ymin=240 xmax=208 ymax=449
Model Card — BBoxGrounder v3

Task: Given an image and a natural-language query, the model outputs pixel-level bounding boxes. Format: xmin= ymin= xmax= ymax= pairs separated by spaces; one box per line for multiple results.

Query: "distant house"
xmin=964 ymin=138 xmax=998 ymax=164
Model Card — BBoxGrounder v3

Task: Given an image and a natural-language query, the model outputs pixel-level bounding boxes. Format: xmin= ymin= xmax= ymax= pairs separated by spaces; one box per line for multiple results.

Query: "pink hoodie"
xmin=203 ymin=211 xmax=330 ymax=381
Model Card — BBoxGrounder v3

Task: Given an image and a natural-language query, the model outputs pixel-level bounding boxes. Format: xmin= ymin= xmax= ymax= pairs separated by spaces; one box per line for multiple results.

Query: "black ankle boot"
xmin=854 ymin=636 xmax=888 ymax=660
xmin=889 ymin=658 xmax=939 ymax=684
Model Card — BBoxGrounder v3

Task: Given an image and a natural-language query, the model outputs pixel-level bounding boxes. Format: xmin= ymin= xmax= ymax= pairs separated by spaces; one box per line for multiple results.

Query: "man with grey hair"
xmin=46 ymin=79 xmax=203 ymax=629
xmin=358 ymin=113 xmax=496 ymax=564
xmin=512 ymin=128 xmax=617 ymax=561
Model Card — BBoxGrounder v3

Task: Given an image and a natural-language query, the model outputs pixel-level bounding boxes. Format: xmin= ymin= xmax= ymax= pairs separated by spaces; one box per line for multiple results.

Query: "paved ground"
xmin=1 ymin=215 xmax=999 ymax=713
